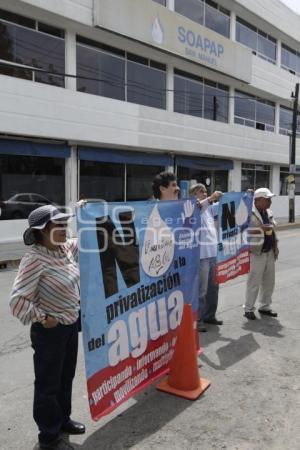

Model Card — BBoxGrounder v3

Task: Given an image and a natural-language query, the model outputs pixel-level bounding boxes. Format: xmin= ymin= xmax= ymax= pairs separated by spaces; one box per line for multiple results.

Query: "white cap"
xmin=254 ymin=188 xmax=275 ymax=199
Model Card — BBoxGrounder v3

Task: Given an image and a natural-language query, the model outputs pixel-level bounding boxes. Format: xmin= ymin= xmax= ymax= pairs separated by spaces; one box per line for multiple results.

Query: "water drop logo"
xmin=151 ymin=15 xmax=164 ymax=44
xmin=235 ymin=199 xmax=249 ymax=226
xmin=141 ymin=205 xmax=174 ymax=277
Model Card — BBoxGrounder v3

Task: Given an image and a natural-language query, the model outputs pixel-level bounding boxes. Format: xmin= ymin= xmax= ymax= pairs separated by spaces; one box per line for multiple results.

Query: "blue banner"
xmin=77 ymin=199 xmax=201 ymax=419
xmin=216 ymin=192 xmax=252 ymax=283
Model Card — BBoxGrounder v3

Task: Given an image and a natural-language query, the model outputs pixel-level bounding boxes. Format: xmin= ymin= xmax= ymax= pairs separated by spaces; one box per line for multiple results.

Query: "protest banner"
xmin=77 ymin=199 xmax=201 ymax=420
xmin=216 ymin=192 xmax=252 ymax=283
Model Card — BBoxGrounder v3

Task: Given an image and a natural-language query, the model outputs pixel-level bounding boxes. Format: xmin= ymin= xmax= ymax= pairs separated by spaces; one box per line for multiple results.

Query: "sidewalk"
xmin=0 ymin=218 xmax=300 ymax=267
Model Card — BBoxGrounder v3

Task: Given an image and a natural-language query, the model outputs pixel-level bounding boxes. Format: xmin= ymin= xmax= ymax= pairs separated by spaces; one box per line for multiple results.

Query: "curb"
xmin=0 ymin=259 xmax=21 ymax=270
xmin=277 ymin=222 xmax=300 ymax=231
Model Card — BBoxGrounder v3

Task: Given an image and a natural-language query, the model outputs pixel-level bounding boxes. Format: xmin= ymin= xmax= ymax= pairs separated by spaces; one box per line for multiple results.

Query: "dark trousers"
xmin=30 ymin=321 xmax=78 ymax=444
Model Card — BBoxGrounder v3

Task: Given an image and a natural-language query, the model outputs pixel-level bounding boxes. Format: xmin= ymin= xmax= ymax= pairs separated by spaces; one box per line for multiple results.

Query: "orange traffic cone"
xmin=157 ymin=304 xmax=210 ymax=400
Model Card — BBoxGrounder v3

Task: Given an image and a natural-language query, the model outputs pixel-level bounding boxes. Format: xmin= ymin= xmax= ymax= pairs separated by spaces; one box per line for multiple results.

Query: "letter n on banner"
xmin=216 ymin=192 xmax=253 ymax=284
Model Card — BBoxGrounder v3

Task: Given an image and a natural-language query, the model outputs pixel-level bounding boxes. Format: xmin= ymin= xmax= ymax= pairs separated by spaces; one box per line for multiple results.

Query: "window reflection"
xmin=205 ymin=1 xmax=230 ymax=37
xmin=126 ymin=165 xmax=164 ymax=201
xmin=280 ymin=167 xmax=300 ymax=195
xmin=76 ymin=39 xmax=125 ymax=100
xmin=0 ymin=12 xmax=65 ymax=86
xmin=234 ymin=91 xmax=275 ymax=132
xmin=281 ymin=43 xmax=300 ymax=76
xmin=174 ymin=72 xmax=203 ymax=118
xmin=175 ymin=0 xmax=204 ymax=25
xmin=279 ymin=106 xmax=300 ymax=137
xmin=0 ymin=155 xmax=65 ymax=220
xmin=177 ymin=166 xmax=228 ymax=194
xmin=175 ymin=0 xmax=230 ymax=38
xmin=152 ymin=0 xmax=166 ymax=5
xmin=236 ymin=17 xmax=276 ymax=64
xmin=174 ymin=69 xmax=229 ymax=123
xmin=80 ymin=160 xmax=124 ymax=202
xmin=127 ymin=60 xmax=166 ymax=109
xmin=77 ymin=37 xmax=166 ymax=110
xmin=241 ymin=163 xmax=270 ymax=191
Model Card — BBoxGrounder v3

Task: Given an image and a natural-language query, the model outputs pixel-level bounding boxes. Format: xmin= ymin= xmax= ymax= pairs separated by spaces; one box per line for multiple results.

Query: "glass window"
xmin=234 ymin=91 xmax=255 ymax=122
xmin=205 ymin=1 xmax=230 ymax=37
xmin=280 ymin=166 xmax=300 ymax=195
xmin=174 ymin=71 xmax=203 ymax=118
xmin=236 ymin=18 xmax=257 ymax=51
xmin=177 ymin=166 xmax=228 ymax=194
xmin=203 ymin=80 xmax=228 ymax=122
xmin=126 ymin=164 xmax=164 ymax=201
xmin=257 ymin=32 xmax=276 ymax=63
xmin=175 ymin=0 xmax=204 ymax=25
xmin=175 ymin=0 xmax=230 ymax=37
xmin=174 ymin=70 xmax=228 ymax=122
xmin=127 ymin=60 xmax=166 ymax=109
xmin=241 ymin=163 xmax=270 ymax=191
xmin=235 ymin=91 xmax=275 ymax=132
xmin=256 ymin=99 xmax=275 ymax=126
xmin=236 ymin=17 xmax=276 ymax=64
xmin=79 ymin=161 xmax=124 ymax=202
xmin=0 ymin=155 xmax=65 ymax=220
xmin=76 ymin=43 xmax=125 ymax=101
xmin=76 ymin=38 xmax=166 ymax=110
xmin=0 ymin=13 xmax=65 ymax=86
xmin=281 ymin=44 xmax=299 ymax=75
xmin=152 ymin=0 xmax=166 ymax=5
xmin=279 ymin=106 xmax=300 ymax=137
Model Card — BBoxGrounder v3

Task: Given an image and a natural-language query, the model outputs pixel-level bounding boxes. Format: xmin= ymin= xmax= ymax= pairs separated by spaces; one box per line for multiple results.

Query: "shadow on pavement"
xmin=68 ymin=387 xmax=199 ymax=450
xmin=199 ymin=332 xmax=260 ymax=371
xmin=242 ymin=316 xmax=284 ymax=338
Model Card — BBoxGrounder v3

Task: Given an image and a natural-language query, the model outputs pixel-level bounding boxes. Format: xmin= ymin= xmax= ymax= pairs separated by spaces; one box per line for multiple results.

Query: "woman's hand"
xmin=42 ymin=316 xmax=59 ymax=328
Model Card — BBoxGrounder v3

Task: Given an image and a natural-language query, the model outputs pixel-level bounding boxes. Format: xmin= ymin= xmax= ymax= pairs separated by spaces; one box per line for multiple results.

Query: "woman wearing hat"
xmin=10 ymin=205 xmax=85 ymax=450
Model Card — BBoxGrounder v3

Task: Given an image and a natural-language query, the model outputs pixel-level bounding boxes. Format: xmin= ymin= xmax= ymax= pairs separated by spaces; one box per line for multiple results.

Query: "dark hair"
xmin=31 ymin=229 xmax=44 ymax=245
xmin=31 ymin=221 xmax=53 ymax=245
xmin=152 ymin=171 xmax=177 ymax=199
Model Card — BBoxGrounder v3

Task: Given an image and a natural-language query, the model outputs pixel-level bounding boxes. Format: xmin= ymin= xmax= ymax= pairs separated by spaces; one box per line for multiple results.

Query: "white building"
xmin=0 ymin=0 xmax=300 ymax=243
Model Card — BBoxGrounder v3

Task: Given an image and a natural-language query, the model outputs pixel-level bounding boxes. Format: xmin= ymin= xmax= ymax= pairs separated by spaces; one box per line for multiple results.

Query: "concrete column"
xmin=65 ymin=30 xmax=77 ymax=91
xmin=276 ymin=39 xmax=281 ymax=68
xmin=167 ymin=0 xmax=174 ymax=11
xmin=166 ymin=64 xmax=174 ymax=113
xmin=228 ymin=160 xmax=241 ymax=192
xmin=230 ymin=11 xmax=236 ymax=41
xmin=229 ymin=86 xmax=235 ymax=124
xmin=271 ymin=164 xmax=280 ymax=195
xmin=275 ymin=103 xmax=280 ymax=134
xmin=65 ymin=146 xmax=78 ymax=210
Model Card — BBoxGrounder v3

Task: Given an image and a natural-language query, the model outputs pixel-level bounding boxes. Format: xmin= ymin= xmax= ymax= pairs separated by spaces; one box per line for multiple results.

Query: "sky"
xmin=280 ymin=0 xmax=300 ymax=15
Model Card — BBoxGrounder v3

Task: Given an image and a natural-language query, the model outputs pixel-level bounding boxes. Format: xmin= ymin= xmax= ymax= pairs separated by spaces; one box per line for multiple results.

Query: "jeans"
xmin=198 ymin=257 xmax=219 ymax=323
xmin=30 ymin=321 xmax=78 ymax=444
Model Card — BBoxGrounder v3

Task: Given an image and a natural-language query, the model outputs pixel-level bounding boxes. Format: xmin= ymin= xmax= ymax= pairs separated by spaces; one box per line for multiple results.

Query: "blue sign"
xmin=216 ymin=192 xmax=252 ymax=283
xmin=77 ymin=199 xmax=201 ymax=419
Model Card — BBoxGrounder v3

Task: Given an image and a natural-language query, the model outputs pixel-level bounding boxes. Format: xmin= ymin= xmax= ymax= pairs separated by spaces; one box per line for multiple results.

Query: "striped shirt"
xmin=10 ymin=239 xmax=80 ymax=325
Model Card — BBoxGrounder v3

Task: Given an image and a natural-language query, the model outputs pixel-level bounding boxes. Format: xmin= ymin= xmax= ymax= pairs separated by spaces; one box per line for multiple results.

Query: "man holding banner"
xmin=152 ymin=171 xmax=180 ymax=201
xmin=189 ymin=183 xmax=223 ymax=332
xmin=77 ymin=175 xmax=203 ymax=419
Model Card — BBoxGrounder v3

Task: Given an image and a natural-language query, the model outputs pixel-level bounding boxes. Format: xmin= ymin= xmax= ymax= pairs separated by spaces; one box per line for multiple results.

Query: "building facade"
xmin=0 ymin=0 xmax=300 ymax=242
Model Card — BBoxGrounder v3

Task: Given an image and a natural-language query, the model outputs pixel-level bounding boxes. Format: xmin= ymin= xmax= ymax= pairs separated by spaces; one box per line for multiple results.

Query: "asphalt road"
xmin=1 ymin=229 xmax=300 ymax=450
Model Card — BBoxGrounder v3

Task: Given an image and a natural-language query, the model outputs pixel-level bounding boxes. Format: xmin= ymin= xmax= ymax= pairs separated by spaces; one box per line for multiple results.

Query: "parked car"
xmin=0 ymin=193 xmax=57 ymax=220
